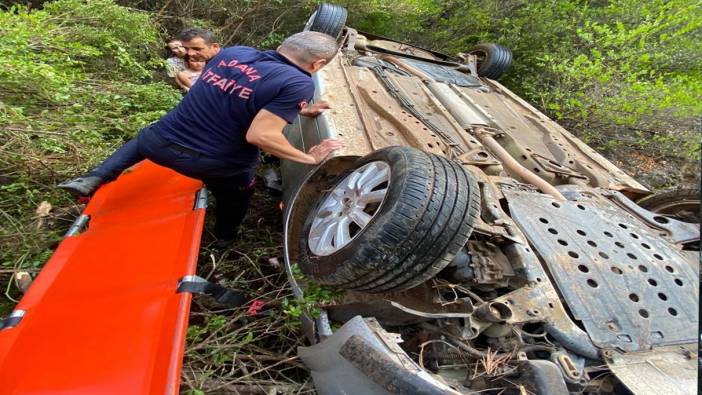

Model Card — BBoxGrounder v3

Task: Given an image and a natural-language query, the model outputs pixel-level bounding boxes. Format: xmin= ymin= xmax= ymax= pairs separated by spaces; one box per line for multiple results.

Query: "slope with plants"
xmin=337 ymin=0 xmax=701 ymax=187
xmin=0 ymin=3 xmax=317 ymax=392
xmin=0 ymin=0 xmax=181 ymax=313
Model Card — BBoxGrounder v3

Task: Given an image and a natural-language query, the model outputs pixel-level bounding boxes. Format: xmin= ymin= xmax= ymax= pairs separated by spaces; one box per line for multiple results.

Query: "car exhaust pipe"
xmin=473 ymin=126 xmax=566 ymax=201
xmin=424 ymin=81 xmax=567 ymax=201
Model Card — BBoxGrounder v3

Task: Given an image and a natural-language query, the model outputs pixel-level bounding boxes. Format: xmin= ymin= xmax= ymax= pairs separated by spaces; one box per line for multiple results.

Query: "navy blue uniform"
xmin=89 ymin=46 xmax=314 ymax=239
xmin=159 ymin=46 xmax=314 ymax=169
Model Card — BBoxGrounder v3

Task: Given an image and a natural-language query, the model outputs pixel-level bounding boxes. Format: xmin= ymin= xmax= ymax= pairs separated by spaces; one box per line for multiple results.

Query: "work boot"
xmin=210 ymin=237 xmax=236 ymax=250
xmin=58 ymin=176 xmax=105 ymax=197
xmin=210 ymin=228 xmax=240 ymax=250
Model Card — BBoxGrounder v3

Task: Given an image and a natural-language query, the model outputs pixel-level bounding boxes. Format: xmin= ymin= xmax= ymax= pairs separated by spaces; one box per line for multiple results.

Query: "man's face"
xmin=188 ymin=59 xmax=206 ymax=72
xmin=182 ymin=37 xmax=221 ymax=62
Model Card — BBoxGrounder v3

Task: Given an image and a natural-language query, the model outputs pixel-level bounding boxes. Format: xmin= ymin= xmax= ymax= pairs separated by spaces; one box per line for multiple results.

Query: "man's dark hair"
xmin=176 ymin=28 xmax=218 ymax=45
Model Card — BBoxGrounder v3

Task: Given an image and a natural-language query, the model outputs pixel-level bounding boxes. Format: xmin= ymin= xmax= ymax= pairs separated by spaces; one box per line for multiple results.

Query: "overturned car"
xmin=281 ymin=4 xmax=700 ymax=394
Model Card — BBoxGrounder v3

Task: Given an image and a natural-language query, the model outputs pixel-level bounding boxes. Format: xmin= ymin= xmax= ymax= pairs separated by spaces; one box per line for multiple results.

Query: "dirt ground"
xmin=615 ymin=152 xmax=700 ymax=190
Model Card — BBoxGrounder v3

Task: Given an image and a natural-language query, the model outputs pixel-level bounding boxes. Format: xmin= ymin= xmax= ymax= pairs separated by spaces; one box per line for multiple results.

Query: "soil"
xmin=617 ymin=153 xmax=700 ymax=191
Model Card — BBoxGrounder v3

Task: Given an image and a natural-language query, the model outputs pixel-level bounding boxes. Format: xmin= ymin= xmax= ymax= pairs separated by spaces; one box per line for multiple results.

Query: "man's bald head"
xmin=278 ymin=31 xmax=339 ymax=73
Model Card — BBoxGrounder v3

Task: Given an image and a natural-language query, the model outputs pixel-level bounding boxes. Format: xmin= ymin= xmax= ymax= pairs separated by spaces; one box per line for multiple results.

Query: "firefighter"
xmin=59 ymin=29 xmax=343 ymax=246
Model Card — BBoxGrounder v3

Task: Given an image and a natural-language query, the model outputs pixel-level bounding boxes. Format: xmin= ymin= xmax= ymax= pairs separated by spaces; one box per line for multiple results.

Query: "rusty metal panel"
xmin=314 ymin=56 xmax=373 ymax=157
xmin=402 ymin=58 xmax=481 ymax=87
xmin=341 ymin=66 xmax=446 ymax=155
xmin=607 ymin=345 xmax=697 ymax=395
xmin=457 ymin=85 xmax=549 ymax=151
xmin=387 ymin=76 xmax=481 ymax=152
xmin=484 ymin=79 xmax=648 ymax=193
xmin=505 ymin=190 xmax=698 ymax=352
xmin=454 ymin=81 xmax=650 ymax=192
xmin=455 ymin=85 xmax=609 ymax=187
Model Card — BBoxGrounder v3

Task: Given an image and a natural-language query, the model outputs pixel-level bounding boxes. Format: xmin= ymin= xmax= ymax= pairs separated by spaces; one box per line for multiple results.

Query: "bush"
xmin=0 ymin=0 xmax=182 ymax=311
xmin=355 ymin=0 xmax=701 ymax=187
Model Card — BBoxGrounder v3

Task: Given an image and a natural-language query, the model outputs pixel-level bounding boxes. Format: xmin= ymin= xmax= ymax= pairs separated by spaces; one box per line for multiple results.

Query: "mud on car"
xmin=280 ymin=4 xmax=700 ymax=394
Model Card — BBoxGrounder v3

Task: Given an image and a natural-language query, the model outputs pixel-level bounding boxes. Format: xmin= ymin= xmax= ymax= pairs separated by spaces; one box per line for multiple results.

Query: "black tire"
xmin=298 ymin=147 xmax=481 ymax=293
xmin=638 ymin=188 xmax=700 ymax=223
xmin=303 ymin=3 xmax=348 ymax=39
xmin=468 ymin=43 xmax=512 ymax=79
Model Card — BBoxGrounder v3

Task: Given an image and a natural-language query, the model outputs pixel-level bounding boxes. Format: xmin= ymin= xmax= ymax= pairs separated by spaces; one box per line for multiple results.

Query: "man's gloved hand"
xmin=308 ymin=138 xmax=344 ymax=164
xmin=300 ymin=101 xmax=331 ymax=117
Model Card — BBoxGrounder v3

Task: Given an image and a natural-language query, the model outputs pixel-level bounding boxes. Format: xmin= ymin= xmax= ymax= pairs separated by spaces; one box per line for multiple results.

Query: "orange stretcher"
xmin=0 ymin=161 xmax=206 ymax=394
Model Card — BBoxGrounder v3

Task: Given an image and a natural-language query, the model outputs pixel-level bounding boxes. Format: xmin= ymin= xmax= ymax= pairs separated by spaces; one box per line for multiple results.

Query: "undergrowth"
xmin=0 ymin=0 xmax=181 ymax=314
xmin=0 ymin=2 xmax=329 ymax=393
xmin=182 ymin=184 xmax=338 ymax=394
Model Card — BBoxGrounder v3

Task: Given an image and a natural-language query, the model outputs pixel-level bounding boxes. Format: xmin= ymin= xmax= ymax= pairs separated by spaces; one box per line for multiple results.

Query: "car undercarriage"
xmin=281 ymin=4 xmax=700 ymax=394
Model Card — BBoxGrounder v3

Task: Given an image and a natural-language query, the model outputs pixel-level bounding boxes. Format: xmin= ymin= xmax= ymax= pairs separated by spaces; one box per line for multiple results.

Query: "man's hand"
xmin=246 ymin=109 xmax=343 ymax=165
xmin=300 ymin=101 xmax=331 ymax=117
xmin=308 ymin=139 xmax=344 ymax=164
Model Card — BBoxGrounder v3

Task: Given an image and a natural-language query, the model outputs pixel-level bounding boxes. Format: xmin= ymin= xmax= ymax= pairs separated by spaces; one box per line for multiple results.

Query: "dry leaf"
xmin=14 ymin=272 xmax=32 ymax=293
xmin=34 ymin=201 xmax=53 ymax=229
xmin=35 ymin=201 xmax=52 ymax=217
xmin=267 ymin=257 xmax=281 ymax=269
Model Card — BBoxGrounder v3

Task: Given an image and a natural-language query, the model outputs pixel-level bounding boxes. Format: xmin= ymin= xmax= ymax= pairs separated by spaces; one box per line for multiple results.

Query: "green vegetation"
xmin=0 ymin=0 xmax=181 ymax=313
xmin=281 ymin=263 xmax=343 ymax=320
xmin=182 ymin=187 xmax=314 ymax=392
xmin=340 ymin=0 xmax=701 ymax=183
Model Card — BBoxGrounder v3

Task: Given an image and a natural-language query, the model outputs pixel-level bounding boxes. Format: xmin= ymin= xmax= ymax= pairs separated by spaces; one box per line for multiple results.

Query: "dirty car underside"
xmin=281 ymin=5 xmax=700 ymax=394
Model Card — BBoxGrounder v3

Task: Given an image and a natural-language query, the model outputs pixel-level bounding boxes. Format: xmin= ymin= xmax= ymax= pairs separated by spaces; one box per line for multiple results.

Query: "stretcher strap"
xmin=177 ymin=276 xmax=247 ymax=307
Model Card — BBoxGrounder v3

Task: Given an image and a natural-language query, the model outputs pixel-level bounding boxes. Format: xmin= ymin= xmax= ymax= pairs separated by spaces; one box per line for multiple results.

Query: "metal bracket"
xmin=0 ymin=310 xmax=25 ymax=330
xmin=531 ymin=154 xmax=588 ymax=180
xmin=176 ymin=275 xmax=246 ymax=307
xmin=606 ymin=190 xmax=699 ymax=244
xmin=64 ymin=214 xmax=90 ymax=237
xmin=463 ymin=53 xmax=479 ymax=77
xmin=193 ymin=188 xmax=208 ymax=210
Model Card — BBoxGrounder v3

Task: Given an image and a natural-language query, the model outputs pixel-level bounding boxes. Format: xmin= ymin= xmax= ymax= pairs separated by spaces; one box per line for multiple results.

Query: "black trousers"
xmin=89 ymin=125 xmax=255 ymax=239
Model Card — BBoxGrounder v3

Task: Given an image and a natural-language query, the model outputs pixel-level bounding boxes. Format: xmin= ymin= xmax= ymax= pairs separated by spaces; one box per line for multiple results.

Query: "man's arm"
xmin=246 ymin=109 xmax=343 ymax=165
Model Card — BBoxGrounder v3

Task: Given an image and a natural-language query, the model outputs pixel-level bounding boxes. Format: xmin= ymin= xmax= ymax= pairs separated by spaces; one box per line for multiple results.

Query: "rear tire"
xmin=298 ymin=147 xmax=481 ymax=293
xmin=303 ymin=3 xmax=348 ymax=39
xmin=467 ymin=43 xmax=512 ymax=79
xmin=638 ymin=188 xmax=700 ymax=223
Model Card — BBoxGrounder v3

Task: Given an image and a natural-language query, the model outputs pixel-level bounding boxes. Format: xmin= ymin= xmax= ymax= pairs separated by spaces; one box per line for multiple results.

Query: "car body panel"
xmin=285 ymin=50 xmax=648 ymax=199
xmin=607 ymin=344 xmax=697 ymax=395
xmin=298 ymin=316 xmax=461 ymax=395
xmin=505 ymin=187 xmax=698 ymax=351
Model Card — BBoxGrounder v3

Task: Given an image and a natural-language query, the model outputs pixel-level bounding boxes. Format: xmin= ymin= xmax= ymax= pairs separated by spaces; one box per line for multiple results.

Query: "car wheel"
xmin=303 ymin=3 xmax=348 ymax=39
xmin=298 ymin=147 xmax=481 ymax=293
xmin=467 ymin=43 xmax=513 ymax=79
xmin=638 ymin=188 xmax=700 ymax=223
